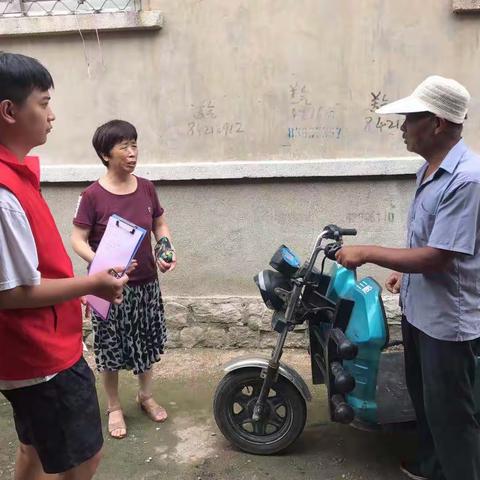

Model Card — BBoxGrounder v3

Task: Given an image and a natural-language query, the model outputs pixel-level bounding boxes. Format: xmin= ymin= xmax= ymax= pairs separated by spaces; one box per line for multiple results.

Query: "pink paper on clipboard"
xmin=86 ymin=214 xmax=146 ymax=320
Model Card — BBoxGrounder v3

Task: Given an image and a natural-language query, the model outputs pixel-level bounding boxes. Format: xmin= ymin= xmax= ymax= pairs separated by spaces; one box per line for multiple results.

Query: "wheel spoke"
xmin=233 ymin=392 xmax=251 ymax=408
xmin=233 ymin=408 xmax=251 ymax=426
xmin=267 ymin=412 xmax=285 ymax=430
xmin=253 ymin=420 xmax=267 ymax=435
xmin=268 ymin=395 xmax=286 ymax=411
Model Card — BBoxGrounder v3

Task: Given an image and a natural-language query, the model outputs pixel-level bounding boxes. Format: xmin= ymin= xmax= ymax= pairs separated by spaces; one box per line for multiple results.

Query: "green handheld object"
xmin=154 ymin=237 xmax=174 ymax=263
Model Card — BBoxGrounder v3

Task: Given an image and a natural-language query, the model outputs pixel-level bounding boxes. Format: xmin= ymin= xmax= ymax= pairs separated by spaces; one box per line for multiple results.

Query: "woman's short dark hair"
xmin=0 ymin=52 xmax=54 ymax=105
xmin=92 ymin=120 xmax=138 ymax=167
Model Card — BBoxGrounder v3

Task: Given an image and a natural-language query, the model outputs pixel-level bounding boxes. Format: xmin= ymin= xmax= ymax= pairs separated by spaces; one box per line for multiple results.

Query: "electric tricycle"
xmin=213 ymin=224 xmax=480 ymax=454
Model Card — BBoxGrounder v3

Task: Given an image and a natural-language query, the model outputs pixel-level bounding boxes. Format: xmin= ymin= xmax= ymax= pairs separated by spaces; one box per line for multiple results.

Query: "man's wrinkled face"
xmin=400 ymin=112 xmax=437 ymax=155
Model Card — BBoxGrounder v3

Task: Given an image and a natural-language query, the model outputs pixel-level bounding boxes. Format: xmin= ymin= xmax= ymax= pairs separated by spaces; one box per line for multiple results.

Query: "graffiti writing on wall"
xmin=187 ymin=100 xmax=245 ymax=137
xmin=287 ymin=82 xmax=342 ymax=141
xmin=364 ymin=91 xmax=401 ymax=133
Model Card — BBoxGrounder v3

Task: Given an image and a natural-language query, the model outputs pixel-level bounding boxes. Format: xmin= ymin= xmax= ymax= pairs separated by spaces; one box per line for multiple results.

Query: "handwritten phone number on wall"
xmin=287 ymin=126 xmax=342 ymax=140
xmin=187 ymin=121 xmax=245 ymax=137
xmin=364 ymin=116 xmax=401 ymax=132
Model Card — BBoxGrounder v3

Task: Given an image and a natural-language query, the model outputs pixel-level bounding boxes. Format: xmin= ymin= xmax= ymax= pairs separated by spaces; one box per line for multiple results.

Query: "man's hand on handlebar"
xmin=335 ymin=246 xmax=369 ymax=269
xmin=336 ymin=249 xmax=403 ymax=292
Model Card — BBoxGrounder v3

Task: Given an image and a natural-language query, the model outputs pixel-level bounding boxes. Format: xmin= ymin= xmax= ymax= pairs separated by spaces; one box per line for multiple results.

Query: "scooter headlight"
xmin=254 ymin=269 xmax=291 ymax=311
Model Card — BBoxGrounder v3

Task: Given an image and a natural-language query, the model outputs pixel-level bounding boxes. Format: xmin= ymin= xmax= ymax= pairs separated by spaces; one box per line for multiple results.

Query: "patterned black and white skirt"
xmin=91 ymin=279 xmax=167 ymax=375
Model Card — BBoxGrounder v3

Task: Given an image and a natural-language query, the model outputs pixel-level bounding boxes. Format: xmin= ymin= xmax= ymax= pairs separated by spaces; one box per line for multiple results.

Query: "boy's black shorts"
xmin=1 ymin=357 xmax=103 ymax=474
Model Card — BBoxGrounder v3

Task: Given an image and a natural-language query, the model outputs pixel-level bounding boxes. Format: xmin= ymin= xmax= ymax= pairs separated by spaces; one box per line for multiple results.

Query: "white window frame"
xmin=0 ymin=1 xmax=162 ymax=37
xmin=0 ymin=0 xmax=141 ymax=18
xmin=453 ymin=0 xmax=480 ymax=12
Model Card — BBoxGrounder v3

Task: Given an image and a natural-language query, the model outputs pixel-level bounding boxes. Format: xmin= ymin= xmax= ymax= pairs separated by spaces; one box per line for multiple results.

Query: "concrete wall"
xmin=46 ymin=178 xmax=414 ymax=296
xmin=2 ymin=0 xmax=480 ymax=164
xmin=47 ymin=178 xmax=410 ymax=349
xmin=2 ymin=0 xmax=479 ymax=346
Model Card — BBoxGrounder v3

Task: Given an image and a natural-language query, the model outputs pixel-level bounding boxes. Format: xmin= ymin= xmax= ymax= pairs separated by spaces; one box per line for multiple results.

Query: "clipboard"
xmin=86 ymin=214 xmax=147 ymax=320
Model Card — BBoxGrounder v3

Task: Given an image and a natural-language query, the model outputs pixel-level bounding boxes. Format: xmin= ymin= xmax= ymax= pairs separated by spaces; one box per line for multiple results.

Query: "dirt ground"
xmin=0 ymin=349 xmax=416 ymax=480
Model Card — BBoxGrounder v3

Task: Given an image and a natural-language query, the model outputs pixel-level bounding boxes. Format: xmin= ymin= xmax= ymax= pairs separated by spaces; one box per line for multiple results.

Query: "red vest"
xmin=0 ymin=145 xmax=82 ymax=380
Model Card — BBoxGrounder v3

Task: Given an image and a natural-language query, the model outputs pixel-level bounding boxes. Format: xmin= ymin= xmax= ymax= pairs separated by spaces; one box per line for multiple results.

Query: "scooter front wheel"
xmin=213 ymin=368 xmax=307 ymax=455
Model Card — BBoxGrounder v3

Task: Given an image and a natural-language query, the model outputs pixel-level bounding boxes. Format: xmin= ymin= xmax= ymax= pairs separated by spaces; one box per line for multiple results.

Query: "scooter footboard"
xmin=376 ymin=351 xmax=415 ymax=424
xmin=376 ymin=351 xmax=480 ymax=425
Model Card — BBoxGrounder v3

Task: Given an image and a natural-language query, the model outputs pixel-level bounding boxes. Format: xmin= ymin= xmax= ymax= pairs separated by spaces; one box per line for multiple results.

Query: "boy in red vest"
xmin=0 ymin=52 xmax=129 ymax=479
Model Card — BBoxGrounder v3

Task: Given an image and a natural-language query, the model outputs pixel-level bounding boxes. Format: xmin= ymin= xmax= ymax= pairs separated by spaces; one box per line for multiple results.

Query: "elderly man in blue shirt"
xmin=336 ymin=75 xmax=480 ymax=480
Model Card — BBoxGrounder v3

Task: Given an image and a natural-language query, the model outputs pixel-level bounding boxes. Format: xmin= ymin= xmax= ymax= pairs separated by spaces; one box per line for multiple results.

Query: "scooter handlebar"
xmin=338 ymin=228 xmax=357 ymax=236
xmin=322 ymin=224 xmax=357 ymax=240
xmin=324 ymin=243 xmax=342 ymax=260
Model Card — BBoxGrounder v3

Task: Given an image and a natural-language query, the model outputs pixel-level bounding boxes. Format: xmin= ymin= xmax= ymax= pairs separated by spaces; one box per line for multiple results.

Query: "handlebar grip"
xmin=324 ymin=243 xmax=342 ymax=261
xmin=322 ymin=224 xmax=357 ymax=240
xmin=339 ymin=228 xmax=357 ymax=236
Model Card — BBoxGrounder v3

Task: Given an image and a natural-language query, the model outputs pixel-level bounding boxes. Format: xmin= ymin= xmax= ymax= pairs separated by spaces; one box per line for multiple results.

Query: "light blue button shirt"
xmin=400 ymin=139 xmax=480 ymax=341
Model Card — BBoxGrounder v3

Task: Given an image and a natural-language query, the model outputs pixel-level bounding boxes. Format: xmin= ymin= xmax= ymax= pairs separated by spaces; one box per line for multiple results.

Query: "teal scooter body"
xmin=325 ymin=262 xmax=479 ymax=425
xmin=326 ymin=263 xmax=389 ymax=424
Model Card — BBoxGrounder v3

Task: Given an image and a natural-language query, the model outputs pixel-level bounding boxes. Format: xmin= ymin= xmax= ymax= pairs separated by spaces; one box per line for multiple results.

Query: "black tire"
xmin=213 ymin=368 xmax=307 ymax=455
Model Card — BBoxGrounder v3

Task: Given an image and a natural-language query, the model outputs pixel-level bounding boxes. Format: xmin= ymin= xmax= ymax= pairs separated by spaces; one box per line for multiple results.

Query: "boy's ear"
xmin=0 ymin=100 xmax=17 ymax=125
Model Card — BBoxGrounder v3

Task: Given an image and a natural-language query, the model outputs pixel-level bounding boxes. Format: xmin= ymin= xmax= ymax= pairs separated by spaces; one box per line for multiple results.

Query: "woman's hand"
xmin=157 ymin=251 xmax=176 ymax=273
xmin=152 ymin=216 xmax=176 ymax=273
xmin=126 ymin=259 xmax=138 ymax=275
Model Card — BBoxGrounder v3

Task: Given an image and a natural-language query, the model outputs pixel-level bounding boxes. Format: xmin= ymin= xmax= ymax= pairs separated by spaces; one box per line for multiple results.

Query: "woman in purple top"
xmin=71 ymin=120 xmax=176 ymax=439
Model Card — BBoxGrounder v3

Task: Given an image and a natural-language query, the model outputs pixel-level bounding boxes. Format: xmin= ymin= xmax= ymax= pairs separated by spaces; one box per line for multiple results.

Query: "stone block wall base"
xmin=82 ymin=295 xmax=402 ymax=349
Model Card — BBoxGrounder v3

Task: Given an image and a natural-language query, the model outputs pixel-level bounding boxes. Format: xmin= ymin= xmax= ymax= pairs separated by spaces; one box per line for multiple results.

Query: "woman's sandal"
xmin=106 ymin=406 xmax=127 ymax=439
xmin=136 ymin=393 xmax=168 ymax=423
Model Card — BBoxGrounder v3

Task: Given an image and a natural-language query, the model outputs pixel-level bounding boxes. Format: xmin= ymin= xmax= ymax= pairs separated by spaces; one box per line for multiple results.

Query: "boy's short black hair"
xmin=92 ymin=120 xmax=138 ymax=167
xmin=0 ymin=52 xmax=54 ymax=104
